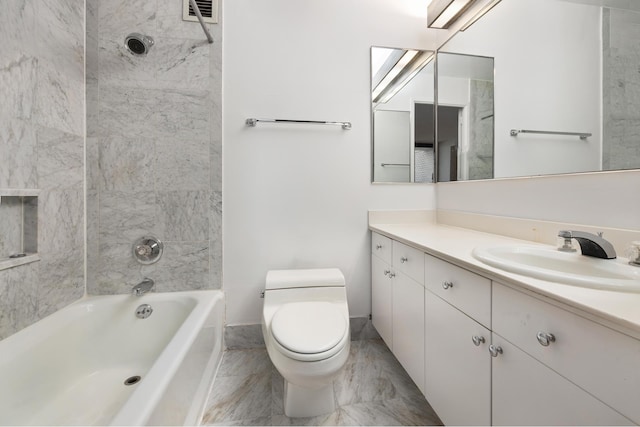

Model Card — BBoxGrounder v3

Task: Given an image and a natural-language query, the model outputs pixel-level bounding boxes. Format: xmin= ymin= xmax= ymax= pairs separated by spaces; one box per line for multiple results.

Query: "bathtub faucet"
xmin=132 ymin=278 xmax=155 ymax=296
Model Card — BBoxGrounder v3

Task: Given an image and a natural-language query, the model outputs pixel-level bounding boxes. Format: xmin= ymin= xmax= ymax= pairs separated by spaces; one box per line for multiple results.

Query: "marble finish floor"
xmin=200 ymin=339 xmax=442 ymax=426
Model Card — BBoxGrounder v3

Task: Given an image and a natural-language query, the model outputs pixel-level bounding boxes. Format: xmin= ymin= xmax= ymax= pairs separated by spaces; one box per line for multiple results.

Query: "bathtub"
xmin=0 ymin=290 xmax=224 ymax=426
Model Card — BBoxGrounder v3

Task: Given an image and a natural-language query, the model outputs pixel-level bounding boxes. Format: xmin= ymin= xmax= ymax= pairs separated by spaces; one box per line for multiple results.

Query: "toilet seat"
xmin=271 ymin=301 xmax=348 ymax=362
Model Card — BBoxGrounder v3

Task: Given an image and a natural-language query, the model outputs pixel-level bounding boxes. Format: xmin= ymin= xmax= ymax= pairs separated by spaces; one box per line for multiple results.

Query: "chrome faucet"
xmin=132 ymin=278 xmax=155 ymax=296
xmin=557 ymin=230 xmax=617 ymax=259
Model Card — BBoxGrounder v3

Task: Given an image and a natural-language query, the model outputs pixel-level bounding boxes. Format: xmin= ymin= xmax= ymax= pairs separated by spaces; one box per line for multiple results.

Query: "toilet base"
xmin=283 ymin=381 xmax=336 ymax=418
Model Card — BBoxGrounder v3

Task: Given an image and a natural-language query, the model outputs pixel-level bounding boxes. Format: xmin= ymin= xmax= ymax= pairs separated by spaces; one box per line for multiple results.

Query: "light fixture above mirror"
xmin=427 ymin=0 xmax=478 ymax=29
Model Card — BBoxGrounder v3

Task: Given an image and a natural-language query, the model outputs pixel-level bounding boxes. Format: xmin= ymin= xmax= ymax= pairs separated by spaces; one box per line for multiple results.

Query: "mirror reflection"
xmin=436 ymin=52 xmax=494 ymax=182
xmin=440 ymin=0 xmax=640 ymax=180
xmin=371 ymin=47 xmax=435 ymax=183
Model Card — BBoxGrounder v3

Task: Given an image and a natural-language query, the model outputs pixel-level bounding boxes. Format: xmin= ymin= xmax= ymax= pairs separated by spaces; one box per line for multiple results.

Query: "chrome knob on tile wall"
xmin=472 ymin=336 xmax=485 ymax=346
xmin=133 ymin=236 xmax=163 ymax=264
xmin=536 ymin=332 xmax=556 ymax=347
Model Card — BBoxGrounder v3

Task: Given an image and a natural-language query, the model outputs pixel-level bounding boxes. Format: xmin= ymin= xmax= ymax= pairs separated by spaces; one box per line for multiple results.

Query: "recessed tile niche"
xmin=0 ymin=190 xmax=39 ymax=271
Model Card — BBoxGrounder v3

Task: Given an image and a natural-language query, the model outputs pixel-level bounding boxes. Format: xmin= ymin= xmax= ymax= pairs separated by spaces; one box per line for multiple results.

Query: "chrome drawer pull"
xmin=383 ymin=269 xmax=390 ymax=276
xmin=472 ymin=335 xmax=485 ymax=346
xmin=400 ymin=256 xmax=408 ymax=263
xmin=376 ymin=244 xmax=383 ymax=250
xmin=489 ymin=345 xmax=503 ymax=357
xmin=388 ymin=272 xmax=396 ymax=278
xmin=442 ymin=281 xmax=454 ymax=290
xmin=536 ymin=332 xmax=556 ymax=347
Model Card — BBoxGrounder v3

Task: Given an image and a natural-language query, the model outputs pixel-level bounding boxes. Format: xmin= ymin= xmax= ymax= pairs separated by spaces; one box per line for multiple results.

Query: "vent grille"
xmin=189 ymin=0 xmax=212 ymax=18
xmin=183 ymin=0 xmax=218 ymax=24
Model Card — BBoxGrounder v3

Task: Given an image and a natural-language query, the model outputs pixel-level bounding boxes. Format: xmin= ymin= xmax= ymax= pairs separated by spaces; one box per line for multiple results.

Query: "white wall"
xmin=441 ymin=0 xmax=602 ymax=178
xmin=223 ymin=0 xmax=441 ymax=325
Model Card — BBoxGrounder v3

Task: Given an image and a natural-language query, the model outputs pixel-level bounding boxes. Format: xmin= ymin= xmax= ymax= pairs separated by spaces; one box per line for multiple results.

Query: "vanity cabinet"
xmin=371 ymin=233 xmax=425 ymax=394
xmin=370 ymin=229 xmax=639 ymax=425
xmin=424 ymin=292 xmax=490 ymax=425
xmin=493 ymin=283 xmax=640 ymax=424
xmin=371 ymin=254 xmax=393 ymax=347
xmin=490 ymin=333 xmax=632 ymax=425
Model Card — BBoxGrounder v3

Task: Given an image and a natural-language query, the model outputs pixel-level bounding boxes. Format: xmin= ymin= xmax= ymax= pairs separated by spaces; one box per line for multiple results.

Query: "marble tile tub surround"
xmin=0 ymin=0 xmax=85 ymax=339
xmin=86 ymin=0 xmax=223 ymax=294
xmin=200 ymin=339 xmax=442 ymax=426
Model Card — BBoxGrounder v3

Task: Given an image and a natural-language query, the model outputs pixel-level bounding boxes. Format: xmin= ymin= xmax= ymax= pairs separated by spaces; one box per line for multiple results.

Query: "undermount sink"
xmin=472 ymin=245 xmax=640 ymax=292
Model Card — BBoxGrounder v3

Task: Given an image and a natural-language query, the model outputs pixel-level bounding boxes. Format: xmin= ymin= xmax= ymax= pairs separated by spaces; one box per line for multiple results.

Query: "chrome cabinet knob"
xmin=442 ymin=281 xmax=454 ymax=290
xmin=536 ymin=332 xmax=556 ymax=347
xmin=400 ymin=256 xmax=408 ymax=263
xmin=384 ymin=269 xmax=391 ymax=276
xmin=489 ymin=344 xmax=503 ymax=357
xmin=472 ymin=335 xmax=485 ymax=346
xmin=388 ymin=272 xmax=396 ymax=278
xmin=376 ymin=244 xmax=383 ymax=250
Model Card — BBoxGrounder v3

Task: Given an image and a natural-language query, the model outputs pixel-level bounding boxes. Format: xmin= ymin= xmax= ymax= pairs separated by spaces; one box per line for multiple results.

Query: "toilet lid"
xmin=271 ymin=302 xmax=347 ymax=354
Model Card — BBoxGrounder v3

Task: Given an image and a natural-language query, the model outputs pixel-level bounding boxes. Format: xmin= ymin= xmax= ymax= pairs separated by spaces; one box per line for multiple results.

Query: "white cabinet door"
xmin=425 ymin=291 xmax=490 ymax=426
xmin=392 ymin=271 xmax=425 ymax=394
xmin=491 ymin=334 xmax=632 ymax=426
xmin=372 ymin=255 xmax=393 ymax=348
xmin=493 ymin=282 xmax=640 ymax=424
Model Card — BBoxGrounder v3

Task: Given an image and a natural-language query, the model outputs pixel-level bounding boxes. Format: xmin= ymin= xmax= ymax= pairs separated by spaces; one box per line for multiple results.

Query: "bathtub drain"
xmin=124 ymin=375 xmax=141 ymax=386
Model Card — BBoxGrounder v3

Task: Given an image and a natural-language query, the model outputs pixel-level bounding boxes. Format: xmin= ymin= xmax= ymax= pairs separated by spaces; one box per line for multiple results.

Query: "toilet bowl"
xmin=262 ymin=268 xmax=350 ymax=418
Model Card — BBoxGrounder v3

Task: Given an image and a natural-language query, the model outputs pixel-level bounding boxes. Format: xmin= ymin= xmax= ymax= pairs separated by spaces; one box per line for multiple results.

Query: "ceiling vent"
xmin=183 ymin=0 xmax=218 ymax=24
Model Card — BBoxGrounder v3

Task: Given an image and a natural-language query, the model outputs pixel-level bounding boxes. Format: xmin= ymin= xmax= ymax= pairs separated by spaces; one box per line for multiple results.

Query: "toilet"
xmin=262 ymin=268 xmax=350 ymax=418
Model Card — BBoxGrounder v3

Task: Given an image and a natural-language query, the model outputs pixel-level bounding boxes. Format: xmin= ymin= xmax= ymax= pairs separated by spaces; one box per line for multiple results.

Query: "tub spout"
xmin=132 ymin=278 xmax=154 ymax=296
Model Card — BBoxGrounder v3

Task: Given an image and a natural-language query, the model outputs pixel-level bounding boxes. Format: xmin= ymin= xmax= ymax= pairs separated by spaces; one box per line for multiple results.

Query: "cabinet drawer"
xmin=392 ymin=240 xmax=424 ymax=284
xmin=424 ymin=254 xmax=491 ymax=328
xmin=493 ymin=283 xmax=640 ymax=424
xmin=371 ymin=232 xmax=392 ymax=264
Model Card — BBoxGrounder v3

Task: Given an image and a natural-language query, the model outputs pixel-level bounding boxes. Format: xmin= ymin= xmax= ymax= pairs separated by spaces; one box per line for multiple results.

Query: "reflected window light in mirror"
xmin=427 ymin=0 xmax=478 ymax=29
xmin=372 ymin=51 xmax=434 ymax=104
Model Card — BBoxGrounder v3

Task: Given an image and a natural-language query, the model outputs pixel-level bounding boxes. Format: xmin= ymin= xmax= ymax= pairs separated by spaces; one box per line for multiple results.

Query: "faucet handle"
xmin=557 ymin=230 xmax=577 ymax=253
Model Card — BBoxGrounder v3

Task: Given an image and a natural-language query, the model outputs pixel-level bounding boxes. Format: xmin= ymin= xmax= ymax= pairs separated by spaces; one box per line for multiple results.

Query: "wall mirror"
xmin=436 ymin=52 xmax=494 ymax=182
xmin=371 ymin=47 xmax=436 ymax=183
xmin=440 ymin=0 xmax=640 ymax=180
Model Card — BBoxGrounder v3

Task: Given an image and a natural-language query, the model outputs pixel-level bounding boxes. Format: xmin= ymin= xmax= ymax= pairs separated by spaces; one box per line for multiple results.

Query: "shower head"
xmin=124 ymin=33 xmax=154 ymax=56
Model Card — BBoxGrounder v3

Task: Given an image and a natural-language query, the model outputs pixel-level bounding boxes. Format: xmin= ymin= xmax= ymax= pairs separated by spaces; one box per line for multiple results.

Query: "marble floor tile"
xmin=201 ymin=339 xmax=442 ymax=426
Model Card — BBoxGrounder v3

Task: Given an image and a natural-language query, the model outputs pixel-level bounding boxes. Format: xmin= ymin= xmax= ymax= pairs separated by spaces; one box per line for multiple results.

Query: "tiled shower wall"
xmin=468 ymin=80 xmax=494 ymax=180
xmin=0 ymin=1 xmax=85 ymax=338
xmin=603 ymin=7 xmax=640 ymax=170
xmin=86 ymin=0 xmax=223 ymax=294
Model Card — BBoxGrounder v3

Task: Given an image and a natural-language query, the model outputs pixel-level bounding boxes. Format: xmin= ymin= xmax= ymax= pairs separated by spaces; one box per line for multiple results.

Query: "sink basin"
xmin=472 ymin=245 xmax=640 ymax=292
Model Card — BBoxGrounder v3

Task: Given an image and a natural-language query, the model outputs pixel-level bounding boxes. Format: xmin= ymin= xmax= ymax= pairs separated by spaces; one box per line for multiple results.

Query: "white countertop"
xmin=370 ymin=222 xmax=640 ymax=340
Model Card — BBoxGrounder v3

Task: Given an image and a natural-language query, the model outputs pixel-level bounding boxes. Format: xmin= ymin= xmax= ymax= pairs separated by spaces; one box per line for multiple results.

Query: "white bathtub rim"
xmin=110 ymin=290 xmax=224 ymax=426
